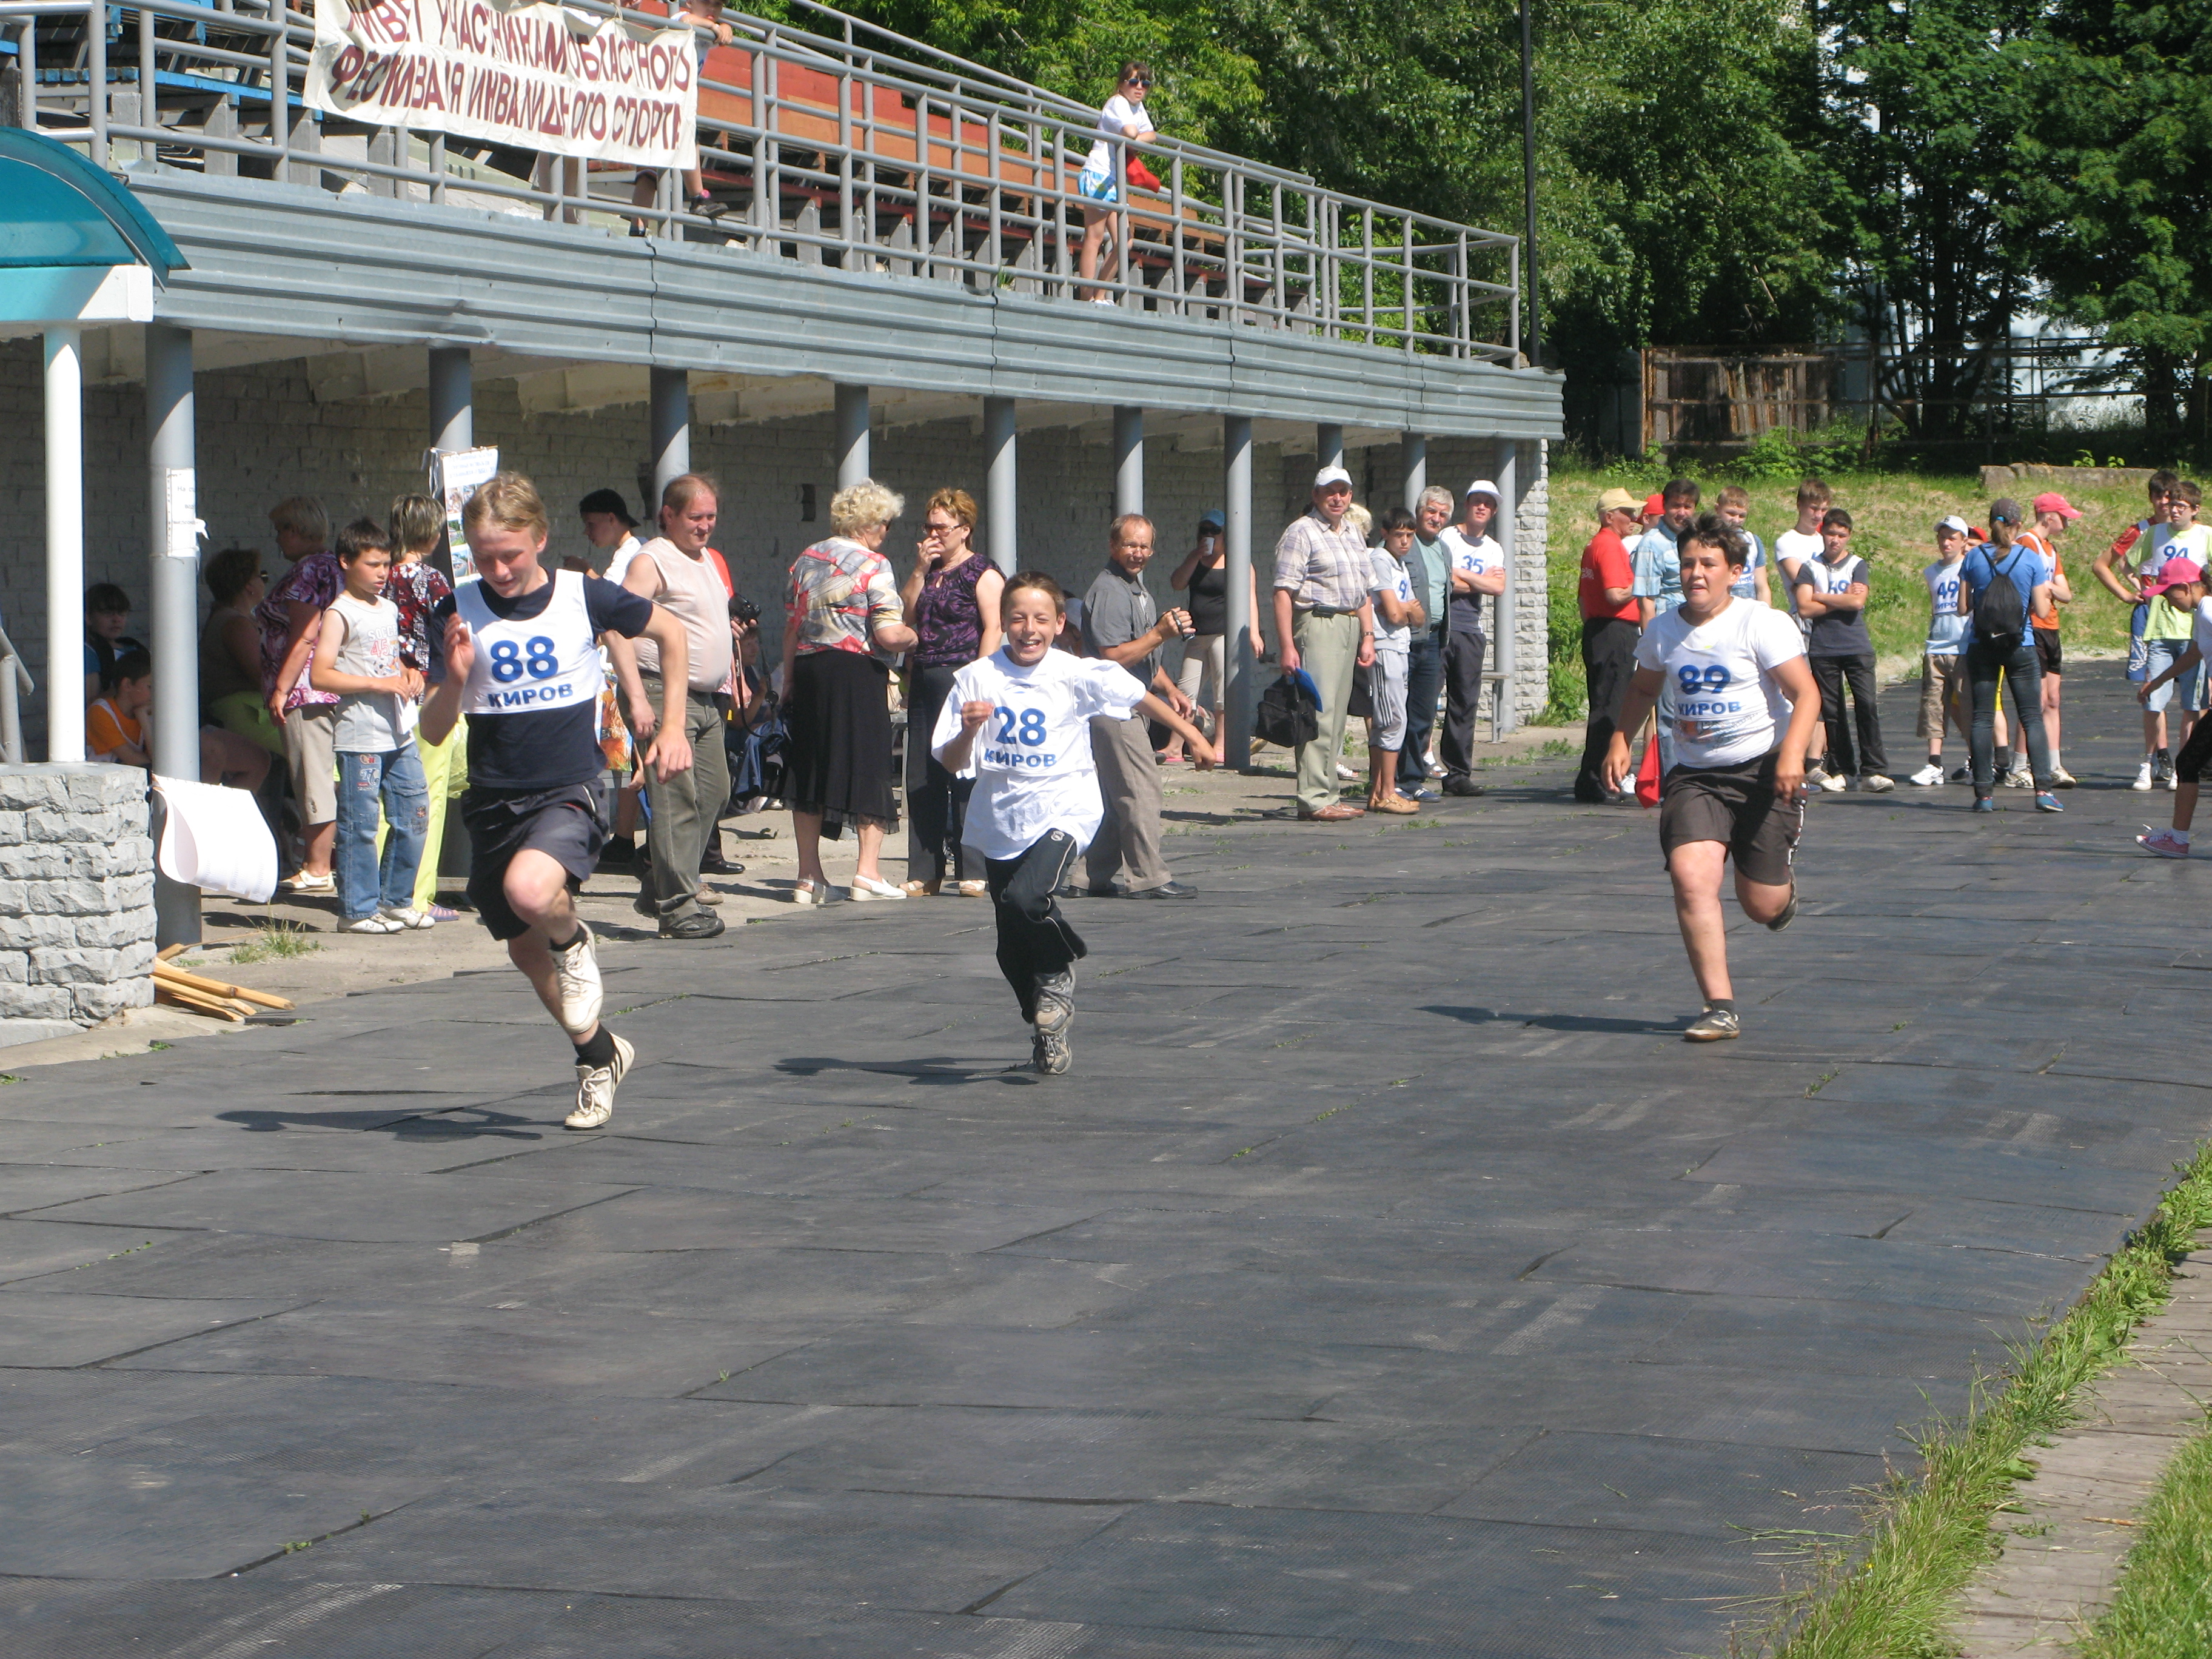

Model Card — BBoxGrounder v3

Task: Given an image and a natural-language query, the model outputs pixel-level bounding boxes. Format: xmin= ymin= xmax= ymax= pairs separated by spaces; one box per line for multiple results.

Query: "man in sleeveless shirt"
xmin=621 ymin=475 xmax=737 ymax=939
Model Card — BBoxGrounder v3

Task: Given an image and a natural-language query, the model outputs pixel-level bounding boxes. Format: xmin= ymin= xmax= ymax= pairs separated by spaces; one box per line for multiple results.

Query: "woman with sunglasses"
xmin=1078 ymin=62 xmax=1157 ymax=302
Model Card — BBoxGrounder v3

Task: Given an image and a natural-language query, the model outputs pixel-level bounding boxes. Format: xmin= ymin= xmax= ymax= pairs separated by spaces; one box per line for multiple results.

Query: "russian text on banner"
xmin=307 ymin=0 xmax=700 ymax=171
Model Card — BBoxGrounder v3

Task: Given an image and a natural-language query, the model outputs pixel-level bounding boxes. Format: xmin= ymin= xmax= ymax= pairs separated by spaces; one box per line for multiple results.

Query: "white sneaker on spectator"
xmin=2003 ymin=766 xmax=2034 ymax=789
xmin=378 ymin=905 xmax=435 ymax=930
xmin=1908 ymin=763 xmax=1943 ymax=786
xmin=337 ymin=914 xmax=400 ymax=934
xmin=1335 ymin=762 xmax=1359 ymax=782
xmin=2133 ymin=758 xmax=2156 ymax=791
xmin=1862 ymin=774 xmax=1895 ymax=793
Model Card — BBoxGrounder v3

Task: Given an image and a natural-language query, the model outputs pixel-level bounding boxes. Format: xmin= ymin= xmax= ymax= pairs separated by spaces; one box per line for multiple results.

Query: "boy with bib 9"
xmin=933 ymin=572 xmax=1215 ymax=1075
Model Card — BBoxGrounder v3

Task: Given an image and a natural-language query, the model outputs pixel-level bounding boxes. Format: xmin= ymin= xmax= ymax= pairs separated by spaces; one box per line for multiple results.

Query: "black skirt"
xmin=784 ymin=649 xmax=899 ymax=833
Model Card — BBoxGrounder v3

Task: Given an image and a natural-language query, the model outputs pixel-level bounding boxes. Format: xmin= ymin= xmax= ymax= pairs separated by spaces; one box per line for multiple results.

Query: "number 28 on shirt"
xmin=984 ymin=705 xmax=1059 ymax=770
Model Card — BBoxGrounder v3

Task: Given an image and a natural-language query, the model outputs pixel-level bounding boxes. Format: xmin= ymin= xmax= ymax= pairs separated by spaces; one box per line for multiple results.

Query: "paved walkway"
xmin=2 ymin=675 xmax=2204 ymax=1657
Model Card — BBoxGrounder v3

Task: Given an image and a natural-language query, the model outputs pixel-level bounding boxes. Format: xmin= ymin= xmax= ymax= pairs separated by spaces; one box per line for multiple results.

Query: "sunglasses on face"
xmin=1126 ymin=76 xmax=1151 ymax=88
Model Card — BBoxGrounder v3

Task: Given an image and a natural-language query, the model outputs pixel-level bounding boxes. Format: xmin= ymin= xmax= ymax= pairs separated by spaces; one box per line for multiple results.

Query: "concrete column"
xmin=44 ymin=326 xmax=83 ymax=765
xmin=428 ymin=346 xmax=472 ymax=454
xmin=1316 ymin=422 xmax=1345 ymax=474
xmin=834 ymin=383 xmax=870 ymax=488
xmin=1402 ymin=432 xmax=1427 ymax=513
xmin=984 ymin=395 xmax=1017 ymax=574
xmin=146 ymin=323 xmax=201 ymax=947
xmin=1221 ymin=414 xmax=1255 ymax=769
xmin=1494 ymin=440 xmax=1519 ymax=736
xmin=649 ymin=366 xmax=690 ymax=509
xmin=1113 ymin=405 xmax=1144 ymax=519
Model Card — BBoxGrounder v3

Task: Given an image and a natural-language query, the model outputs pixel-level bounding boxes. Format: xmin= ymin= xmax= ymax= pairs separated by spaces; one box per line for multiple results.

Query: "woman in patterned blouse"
xmin=897 ymin=488 xmax=1004 ymax=896
xmin=782 ymin=480 xmax=920 ymax=905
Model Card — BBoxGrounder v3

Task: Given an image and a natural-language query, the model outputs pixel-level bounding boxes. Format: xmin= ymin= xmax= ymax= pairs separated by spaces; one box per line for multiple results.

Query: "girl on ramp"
xmin=1603 ymin=517 xmax=1821 ymax=1042
xmin=932 ymin=572 xmax=1215 ymax=1074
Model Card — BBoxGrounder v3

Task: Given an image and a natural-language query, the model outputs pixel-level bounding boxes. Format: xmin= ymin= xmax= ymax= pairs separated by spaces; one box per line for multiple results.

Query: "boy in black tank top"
xmin=420 ymin=473 xmax=697 ymax=1131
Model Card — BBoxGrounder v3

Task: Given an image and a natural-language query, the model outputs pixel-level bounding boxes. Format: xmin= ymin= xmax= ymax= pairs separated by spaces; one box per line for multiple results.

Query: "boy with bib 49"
xmin=933 ymin=572 xmax=1215 ymax=1074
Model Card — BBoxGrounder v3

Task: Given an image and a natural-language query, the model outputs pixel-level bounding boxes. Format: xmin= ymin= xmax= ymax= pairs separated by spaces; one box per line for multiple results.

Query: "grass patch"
xmin=1736 ymin=1143 xmax=2212 ymax=1658
xmin=229 ymin=920 xmax=322 ymax=965
xmin=2080 ymin=1427 xmax=2212 ymax=1657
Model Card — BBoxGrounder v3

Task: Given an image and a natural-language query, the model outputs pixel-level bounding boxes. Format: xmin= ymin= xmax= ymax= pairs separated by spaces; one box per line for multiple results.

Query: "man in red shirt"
xmin=1576 ymin=486 xmax=1643 ymax=802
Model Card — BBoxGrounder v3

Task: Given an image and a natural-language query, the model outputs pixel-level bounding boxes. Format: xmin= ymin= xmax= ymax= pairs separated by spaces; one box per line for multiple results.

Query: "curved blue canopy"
xmin=0 ymin=129 xmax=186 ymax=280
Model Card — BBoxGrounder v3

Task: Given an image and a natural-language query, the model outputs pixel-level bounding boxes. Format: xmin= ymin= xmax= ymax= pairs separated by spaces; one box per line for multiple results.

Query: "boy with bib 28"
xmin=933 ymin=572 xmax=1215 ymax=1075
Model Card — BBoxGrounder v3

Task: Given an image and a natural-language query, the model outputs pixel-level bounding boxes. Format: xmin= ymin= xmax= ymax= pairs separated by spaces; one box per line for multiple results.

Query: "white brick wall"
xmin=0 ymin=341 xmax=1547 ymax=741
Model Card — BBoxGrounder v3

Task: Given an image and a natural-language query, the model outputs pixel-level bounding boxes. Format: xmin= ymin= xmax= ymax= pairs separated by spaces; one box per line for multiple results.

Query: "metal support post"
xmin=44 ymin=326 xmax=84 ymax=765
xmin=984 ymin=396 xmax=1017 ymax=574
xmin=649 ymin=366 xmax=691 ymax=511
xmin=1495 ymin=440 xmax=1519 ymax=735
xmin=428 ymin=347 xmax=472 ymax=455
xmin=1221 ymin=414 xmax=1255 ymax=769
xmin=1402 ymin=432 xmax=1427 ymax=512
xmin=146 ymin=323 xmax=201 ymax=946
xmin=1112 ymin=405 xmax=1144 ymax=519
xmin=834 ymin=383 xmax=870 ymax=488
xmin=1316 ymin=423 xmax=1345 ymax=474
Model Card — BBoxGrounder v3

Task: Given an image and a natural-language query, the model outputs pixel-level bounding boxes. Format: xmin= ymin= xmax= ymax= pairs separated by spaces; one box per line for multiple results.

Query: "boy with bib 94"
xmin=421 ymin=473 xmax=695 ymax=1131
xmin=933 ymin=572 xmax=1216 ymax=1075
xmin=1602 ymin=516 xmax=1822 ymax=1043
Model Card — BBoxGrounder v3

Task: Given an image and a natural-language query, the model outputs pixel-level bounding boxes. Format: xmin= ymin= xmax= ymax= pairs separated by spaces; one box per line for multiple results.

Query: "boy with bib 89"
xmin=1603 ymin=515 xmax=1822 ymax=1042
xmin=420 ymin=473 xmax=696 ymax=1130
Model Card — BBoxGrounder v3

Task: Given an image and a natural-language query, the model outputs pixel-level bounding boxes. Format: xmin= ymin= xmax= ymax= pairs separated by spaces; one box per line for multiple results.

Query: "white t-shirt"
xmin=1439 ymin=525 xmax=1500 ymax=634
xmin=2191 ymin=595 xmax=2212 ymax=665
xmin=329 ymin=592 xmax=408 ymax=753
xmin=599 ymin=532 xmax=643 ymax=588
xmin=1923 ymin=557 xmax=1968 ymax=654
xmin=1084 ymin=93 xmax=1155 ymax=174
xmin=933 ymin=648 xmax=1147 ymax=862
xmin=1728 ymin=530 xmax=1768 ymax=600
xmin=1370 ymin=549 xmax=1414 ymax=652
xmin=1633 ymin=597 xmax=1806 ymax=770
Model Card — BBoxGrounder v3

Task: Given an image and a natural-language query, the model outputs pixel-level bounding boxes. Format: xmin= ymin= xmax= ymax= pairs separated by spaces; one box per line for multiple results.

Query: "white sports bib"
xmin=455 ymin=570 xmax=605 ymax=717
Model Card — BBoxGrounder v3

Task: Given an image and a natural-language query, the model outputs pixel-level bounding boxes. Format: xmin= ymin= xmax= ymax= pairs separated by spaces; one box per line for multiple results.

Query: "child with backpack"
xmin=1958 ymin=500 xmax=2061 ymax=815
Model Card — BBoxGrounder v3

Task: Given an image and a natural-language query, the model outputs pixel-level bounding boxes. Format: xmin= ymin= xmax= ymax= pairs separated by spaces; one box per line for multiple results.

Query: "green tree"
xmin=1820 ymin=0 xmax=2042 ymax=444
xmin=2019 ymin=0 xmax=2212 ymax=453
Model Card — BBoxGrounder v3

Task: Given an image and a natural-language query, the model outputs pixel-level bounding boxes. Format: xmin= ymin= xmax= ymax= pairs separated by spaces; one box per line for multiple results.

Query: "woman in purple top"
xmin=898 ymin=488 xmax=1004 ymax=895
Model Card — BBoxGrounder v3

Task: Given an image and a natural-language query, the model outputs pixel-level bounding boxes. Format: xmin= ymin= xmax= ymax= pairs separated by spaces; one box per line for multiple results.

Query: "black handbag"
xmin=1256 ymin=673 xmax=1318 ymax=748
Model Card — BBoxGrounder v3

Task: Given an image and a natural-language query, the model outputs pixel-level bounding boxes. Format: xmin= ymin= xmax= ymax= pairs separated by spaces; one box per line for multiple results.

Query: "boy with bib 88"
xmin=420 ymin=473 xmax=696 ymax=1130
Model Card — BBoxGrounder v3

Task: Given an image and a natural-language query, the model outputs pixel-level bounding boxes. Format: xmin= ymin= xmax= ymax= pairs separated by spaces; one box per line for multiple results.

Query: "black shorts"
xmin=1658 ymin=750 xmax=1802 ymax=887
xmin=462 ymin=783 xmax=606 ymax=942
xmin=2034 ymin=629 xmax=2062 ymax=676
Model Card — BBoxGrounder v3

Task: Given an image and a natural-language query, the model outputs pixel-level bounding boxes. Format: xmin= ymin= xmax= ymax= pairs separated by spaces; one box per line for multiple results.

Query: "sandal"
xmin=955 ymin=880 xmax=990 ymax=898
xmin=791 ymin=878 xmax=829 ymax=907
xmin=901 ymin=879 xmax=942 ymax=897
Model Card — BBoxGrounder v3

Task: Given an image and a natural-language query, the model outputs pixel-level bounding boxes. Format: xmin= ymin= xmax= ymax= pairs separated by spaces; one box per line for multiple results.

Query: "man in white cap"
xmin=1271 ymin=465 xmax=1377 ymax=820
xmin=1436 ymin=479 xmax=1506 ymax=796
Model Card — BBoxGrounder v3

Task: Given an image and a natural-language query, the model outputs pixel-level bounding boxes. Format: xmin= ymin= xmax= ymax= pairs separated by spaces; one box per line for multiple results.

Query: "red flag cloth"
xmin=1635 ymin=733 xmax=1662 ymax=808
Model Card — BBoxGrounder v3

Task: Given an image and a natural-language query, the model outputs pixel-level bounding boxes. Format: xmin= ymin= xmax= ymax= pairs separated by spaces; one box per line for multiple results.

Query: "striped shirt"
xmin=1272 ymin=509 xmax=1373 ymax=612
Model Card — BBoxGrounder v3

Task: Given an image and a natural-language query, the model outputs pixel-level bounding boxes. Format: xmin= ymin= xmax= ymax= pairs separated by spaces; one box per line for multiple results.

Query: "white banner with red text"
xmin=307 ymin=0 xmax=700 ymax=170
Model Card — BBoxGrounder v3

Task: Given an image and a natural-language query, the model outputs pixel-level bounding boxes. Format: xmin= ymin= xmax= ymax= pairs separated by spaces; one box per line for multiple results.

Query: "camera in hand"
xmin=729 ymin=594 xmax=762 ymax=625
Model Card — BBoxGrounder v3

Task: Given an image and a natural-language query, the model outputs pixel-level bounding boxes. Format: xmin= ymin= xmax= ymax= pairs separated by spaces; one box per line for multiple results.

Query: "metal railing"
xmin=0 ymin=623 xmax=36 ymax=765
xmin=1 ymin=0 xmax=1521 ymax=361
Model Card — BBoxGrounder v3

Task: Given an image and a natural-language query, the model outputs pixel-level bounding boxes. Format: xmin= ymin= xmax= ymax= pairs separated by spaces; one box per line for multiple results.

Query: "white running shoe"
xmin=566 ymin=1033 xmax=633 ymax=1130
xmin=1335 ymin=762 xmax=1360 ymax=782
xmin=1862 ymin=774 xmax=1895 ymax=794
xmin=552 ymin=923 xmax=603 ymax=1036
xmin=337 ymin=914 xmax=400 ymax=934
xmin=1908 ymin=763 xmax=1944 ymax=786
xmin=2133 ymin=759 xmax=2156 ymax=791
xmin=378 ymin=905 xmax=436 ymax=930
xmin=1802 ymin=773 xmax=1830 ymax=793
xmin=2138 ymin=828 xmax=2192 ymax=859
xmin=2168 ymin=769 xmax=2181 ymax=793
xmin=2003 ymin=767 xmax=2034 ymax=790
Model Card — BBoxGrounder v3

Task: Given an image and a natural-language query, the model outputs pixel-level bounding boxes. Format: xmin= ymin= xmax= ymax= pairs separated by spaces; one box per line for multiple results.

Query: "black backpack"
xmin=1973 ymin=550 xmax=2028 ymax=654
xmin=1256 ymin=674 xmax=1319 ymax=749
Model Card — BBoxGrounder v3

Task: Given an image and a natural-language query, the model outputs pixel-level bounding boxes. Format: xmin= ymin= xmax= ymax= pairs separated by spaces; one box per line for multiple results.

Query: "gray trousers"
xmin=1085 ymin=712 xmax=1171 ymax=893
xmin=638 ymin=675 xmax=730 ymax=919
